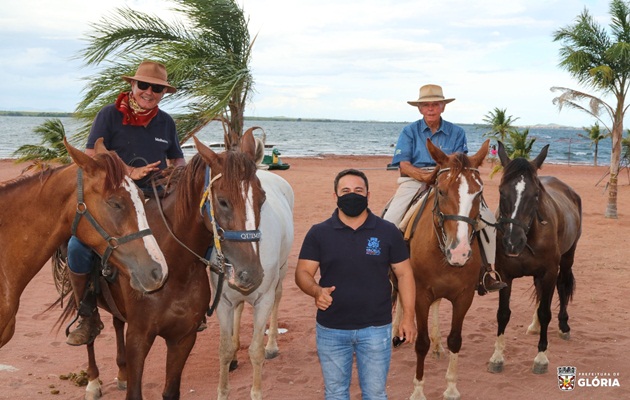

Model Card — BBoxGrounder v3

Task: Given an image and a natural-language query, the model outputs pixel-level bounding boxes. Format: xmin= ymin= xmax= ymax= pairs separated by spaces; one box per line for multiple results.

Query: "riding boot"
xmin=477 ymin=264 xmax=507 ymax=296
xmin=66 ymin=271 xmax=104 ymax=346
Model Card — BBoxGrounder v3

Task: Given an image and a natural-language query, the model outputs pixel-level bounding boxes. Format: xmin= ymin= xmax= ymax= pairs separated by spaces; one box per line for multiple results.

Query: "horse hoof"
xmin=116 ymin=379 xmax=127 ymax=390
xmin=229 ymin=360 xmax=238 ymax=372
xmin=558 ymin=330 xmax=571 ymax=341
xmin=487 ymin=361 xmax=504 ymax=373
xmin=265 ymin=349 xmax=279 ymax=360
xmin=532 ymin=362 xmax=548 ymax=374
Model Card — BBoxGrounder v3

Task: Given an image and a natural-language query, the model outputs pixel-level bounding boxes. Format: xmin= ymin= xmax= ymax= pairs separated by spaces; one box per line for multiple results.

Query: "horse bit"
xmin=71 ymin=168 xmax=154 ymax=276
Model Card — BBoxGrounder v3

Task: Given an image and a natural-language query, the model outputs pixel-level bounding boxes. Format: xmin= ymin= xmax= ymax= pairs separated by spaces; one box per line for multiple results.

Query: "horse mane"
xmin=0 ymin=165 xmax=63 ymax=190
xmin=438 ymin=153 xmax=471 ymax=186
xmin=501 ymin=157 xmax=538 ymax=186
xmin=172 ymin=149 xmax=258 ymax=223
xmin=93 ymin=151 xmax=128 ymax=195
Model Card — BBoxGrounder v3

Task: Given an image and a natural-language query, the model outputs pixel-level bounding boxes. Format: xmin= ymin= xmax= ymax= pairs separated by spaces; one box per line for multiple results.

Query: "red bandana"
xmin=115 ymin=92 xmax=159 ymax=127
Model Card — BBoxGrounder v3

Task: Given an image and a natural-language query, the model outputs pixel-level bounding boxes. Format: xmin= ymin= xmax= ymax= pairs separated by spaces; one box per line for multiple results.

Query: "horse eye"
xmin=107 ymin=199 xmax=122 ymax=210
xmin=218 ymin=198 xmax=230 ymax=209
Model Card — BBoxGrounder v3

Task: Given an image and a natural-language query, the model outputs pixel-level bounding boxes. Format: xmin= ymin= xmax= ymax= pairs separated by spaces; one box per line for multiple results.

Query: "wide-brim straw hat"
xmin=122 ymin=61 xmax=177 ymax=94
xmin=407 ymin=84 xmax=454 ymax=106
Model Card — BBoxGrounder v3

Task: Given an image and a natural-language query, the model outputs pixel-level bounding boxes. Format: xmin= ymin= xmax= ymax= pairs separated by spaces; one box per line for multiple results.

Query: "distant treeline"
xmin=0 ymin=111 xmax=407 ymax=124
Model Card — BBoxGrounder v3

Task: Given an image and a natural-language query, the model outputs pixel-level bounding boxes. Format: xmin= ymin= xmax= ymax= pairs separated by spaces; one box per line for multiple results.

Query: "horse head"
xmin=427 ymin=138 xmax=489 ymax=267
xmin=497 ymin=141 xmax=549 ymax=256
xmin=193 ymin=131 xmax=265 ymax=293
xmin=64 ymin=138 xmax=168 ymax=292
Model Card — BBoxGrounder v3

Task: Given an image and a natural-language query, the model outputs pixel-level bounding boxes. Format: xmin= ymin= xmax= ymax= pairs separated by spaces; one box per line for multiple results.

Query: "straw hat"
xmin=122 ymin=61 xmax=177 ymax=93
xmin=407 ymin=84 xmax=454 ymax=106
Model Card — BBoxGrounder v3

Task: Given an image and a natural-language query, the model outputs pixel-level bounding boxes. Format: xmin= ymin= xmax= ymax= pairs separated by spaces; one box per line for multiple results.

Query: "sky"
xmin=0 ymin=0 xmax=617 ymax=127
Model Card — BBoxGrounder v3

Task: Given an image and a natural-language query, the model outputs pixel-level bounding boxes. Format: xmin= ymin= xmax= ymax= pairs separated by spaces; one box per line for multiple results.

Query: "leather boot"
xmin=66 ymin=271 xmax=103 ymax=346
xmin=477 ymin=264 xmax=507 ymax=296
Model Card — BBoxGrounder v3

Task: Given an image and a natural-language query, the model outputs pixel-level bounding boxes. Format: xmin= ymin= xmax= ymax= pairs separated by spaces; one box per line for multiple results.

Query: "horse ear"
xmin=469 ymin=139 xmax=489 ymax=168
xmin=240 ymin=128 xmax=258 ymax=161
xmin=64 ymin=137 xmax=96 ymax=171
xmin=497 ymin=141 xmax=510 ymax=167
xmin=531 ymin=144 xmax=549 ymax=170
xmin=194 ymin=135 xmax=219 ymax=166
xmin=94 ymin=138 xmax=108 ymax=154
xmin=426 ymin=139 xmax=448 ymax=166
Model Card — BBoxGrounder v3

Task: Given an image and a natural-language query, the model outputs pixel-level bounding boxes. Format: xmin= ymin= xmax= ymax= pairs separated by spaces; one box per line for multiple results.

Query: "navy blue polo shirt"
xmin=299 ymin=209 xmax=409 ymax=330
xmin=86 ymin=104 xmax=183 ymax=189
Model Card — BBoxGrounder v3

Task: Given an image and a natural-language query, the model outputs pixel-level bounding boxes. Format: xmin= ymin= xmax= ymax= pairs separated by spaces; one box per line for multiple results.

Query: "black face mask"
xmin=337 ymin=192 xmax=368 ymax=217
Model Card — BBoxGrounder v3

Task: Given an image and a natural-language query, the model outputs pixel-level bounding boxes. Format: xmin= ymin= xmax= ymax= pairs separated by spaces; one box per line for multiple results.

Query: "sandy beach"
xmin=0 ymin=155 xmax=629 ymax=400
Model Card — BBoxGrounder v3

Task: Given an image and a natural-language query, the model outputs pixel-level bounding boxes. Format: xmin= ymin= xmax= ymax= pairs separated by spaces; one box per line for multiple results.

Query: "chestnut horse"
xmin=394 ymin=139 xmax=489 ymax=400
xmin=488 ymin=142 xmax=581 ymax=374
xmin=210 ymin=166 xmax=294 ymax=400
xmin=59 ymin=132 xmax=266 ymax=399
xmin=0 ymin=138 xmax=168 ymax=349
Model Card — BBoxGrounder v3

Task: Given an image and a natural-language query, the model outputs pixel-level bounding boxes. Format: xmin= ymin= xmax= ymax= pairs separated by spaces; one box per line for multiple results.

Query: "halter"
xmin=432 ymin=167 xmax=481 ymax=256
xmin=71 ymin=168 xmax=154 ymax=276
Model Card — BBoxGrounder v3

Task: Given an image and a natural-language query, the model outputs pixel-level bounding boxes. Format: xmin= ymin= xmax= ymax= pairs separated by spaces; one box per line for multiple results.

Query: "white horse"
xmin=211 ymin=168 xmax=294 ymax=400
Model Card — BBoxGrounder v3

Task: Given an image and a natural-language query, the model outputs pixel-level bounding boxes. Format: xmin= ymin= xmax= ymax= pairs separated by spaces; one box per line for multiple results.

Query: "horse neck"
xmin=0 ymin=165 xmax=77 ymax=291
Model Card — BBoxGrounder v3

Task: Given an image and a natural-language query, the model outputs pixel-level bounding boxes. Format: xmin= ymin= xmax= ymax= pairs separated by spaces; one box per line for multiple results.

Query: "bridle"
xmin=71 ymin=168 xmax=154 ymax=277
xmin=152 ymin=165 xmax=262 ymax=316
xmin=495 ymin=178 xmax=542 ymax=254
xmin=431 ymin=167 xmax=482 ymax=255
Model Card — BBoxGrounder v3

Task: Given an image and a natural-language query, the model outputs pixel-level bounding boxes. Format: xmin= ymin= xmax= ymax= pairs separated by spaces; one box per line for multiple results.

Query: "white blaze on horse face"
xmin=456 ymin=174 xmax=481 ymax=242
xmin=509 ymin=176 xmax=527 ymax=232
xmin=122 ymin=177 xmax=168 ymax=272
xmin=242 ymin=182 xmax=257 ymax=253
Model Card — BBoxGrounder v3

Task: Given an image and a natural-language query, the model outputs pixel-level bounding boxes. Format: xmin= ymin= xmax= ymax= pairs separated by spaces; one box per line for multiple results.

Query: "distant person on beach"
xmin=295 ymin=168 xmax=417 ymax=399
xmin=65 ymin=60 xmax=185 ymax=346
xmin=382 ymin=84 xmax=506 ymax=295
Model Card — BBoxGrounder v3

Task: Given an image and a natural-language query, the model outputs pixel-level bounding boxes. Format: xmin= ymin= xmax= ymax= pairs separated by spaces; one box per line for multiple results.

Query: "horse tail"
xmin=44 ymin=292 xmax=77 ymax=335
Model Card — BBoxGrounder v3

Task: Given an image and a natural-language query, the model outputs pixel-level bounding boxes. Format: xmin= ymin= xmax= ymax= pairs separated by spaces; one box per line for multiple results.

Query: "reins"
xmin=151 ymin=165 xmax=261 ymax=317
xmin=71 ymin=168 xmax=153 ymax=277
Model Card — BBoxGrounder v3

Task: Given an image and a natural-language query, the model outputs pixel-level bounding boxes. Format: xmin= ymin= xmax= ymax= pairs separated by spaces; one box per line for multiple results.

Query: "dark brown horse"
xmin=488 ymin=142 xmax=582 ymax=374
xmin=393 ymin=139 xmax=489 ymax=400
xmin=0 ymin=138 xmax=168 ymax=349
xmin=61 ymin=132 xmax=266 ymax=400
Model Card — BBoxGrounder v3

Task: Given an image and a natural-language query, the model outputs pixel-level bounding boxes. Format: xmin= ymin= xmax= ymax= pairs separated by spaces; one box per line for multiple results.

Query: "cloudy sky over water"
xmin=0 ymin=0 xmax=615 ymax=127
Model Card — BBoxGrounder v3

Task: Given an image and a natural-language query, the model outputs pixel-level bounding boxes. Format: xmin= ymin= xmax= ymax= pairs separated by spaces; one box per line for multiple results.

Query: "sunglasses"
xmin=136 ymin=80 xmax=166 ymax=93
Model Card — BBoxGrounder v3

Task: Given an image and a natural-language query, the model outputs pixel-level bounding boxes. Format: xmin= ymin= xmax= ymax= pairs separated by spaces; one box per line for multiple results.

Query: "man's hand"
xmin=315 ymin=286 xmax=335 ymax=311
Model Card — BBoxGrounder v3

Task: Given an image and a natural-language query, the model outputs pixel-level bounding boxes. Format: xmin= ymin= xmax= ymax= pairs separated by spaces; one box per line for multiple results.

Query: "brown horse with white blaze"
xmin=0 ymin=138 xmax=168 ymax=348
xmin=399 ymin=139 xmax=489 ymax=400
xmin=60 ymin=131 xmax=266 ymax=400
xmin=488 ymin=142 xmax=581 ymax=375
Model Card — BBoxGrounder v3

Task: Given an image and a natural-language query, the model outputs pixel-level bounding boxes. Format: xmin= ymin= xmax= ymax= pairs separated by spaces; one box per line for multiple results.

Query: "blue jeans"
xmin=316 ymin=322 xmax=392 ymax=400
xmin=67 ymin=236 xmax=97 ymax=274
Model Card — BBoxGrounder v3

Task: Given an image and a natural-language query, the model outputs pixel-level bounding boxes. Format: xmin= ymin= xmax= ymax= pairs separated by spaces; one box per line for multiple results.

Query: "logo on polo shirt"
xmin=155 ymin=137 xmax=168 ymax=144
xmin=366 ymin=237 xmax=381 ymax=256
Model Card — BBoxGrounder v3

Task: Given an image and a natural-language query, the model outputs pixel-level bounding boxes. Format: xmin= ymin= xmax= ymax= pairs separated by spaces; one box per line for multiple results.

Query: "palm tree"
xmin=73 ymin=0 xmax=254 ymax=144
xmin=579 ymin=122 xmax=611 ymax=166
xmin=12 ymin=118 xmax=71 ymax=169
xmin=482 ymin=107 xmax=520 ymax=143
xmin=551 ymin=0 xmax=630 ymax=218
xmin=489 ymin=129 xmax=536 ymax=178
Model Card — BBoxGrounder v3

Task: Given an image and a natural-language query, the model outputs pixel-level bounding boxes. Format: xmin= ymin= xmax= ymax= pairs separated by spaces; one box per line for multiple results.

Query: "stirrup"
xmin=481 ymin=270 xmax=507 ymax=292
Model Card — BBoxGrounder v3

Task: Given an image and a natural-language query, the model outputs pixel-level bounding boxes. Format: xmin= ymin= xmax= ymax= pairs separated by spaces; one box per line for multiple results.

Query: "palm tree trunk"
xmin=605 ymin=122 xmax=623 ymax=218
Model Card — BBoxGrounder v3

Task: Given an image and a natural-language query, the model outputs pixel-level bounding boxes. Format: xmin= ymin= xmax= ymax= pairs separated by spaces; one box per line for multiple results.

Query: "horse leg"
xmin=228 ymin=302 xmax=244 ymax=372
xmin=391 ymin=293 xmax=402 ymax=342
xmin=249 ymin=298 xmax=275 ymax=400
xmin=84 ymin=342 xmax=102 ymax=400
xmin=532 ymin=273 xmax=556 ymax=374
xmin=265 ymin=273 xmax=285 ymax=360
xmin=429 ymin=299 xmax=445 ymax=359
xmin=556 ymin=244 xmax=577 ymax=340
xmin=526 ymin=303 xmax=541 ymax=335
xmin=124 ymin=327 xmax=157 ymax=400
xmin=217 ymin=305 xmax=237 ymax=400
xmin=0 ymin=313 xmax=16 ymax=349
xmin=112 ymin=317 xmax=128 ymax=390
xmin=410 ymin=303 xmax=430 ymax=400
xmin=488 ymin=279 xmax=513 ymax=373
xmin=162 ymin=333 xmax=198 ymax=400
xmin=441 ymin=296 xmax=473 ymax=400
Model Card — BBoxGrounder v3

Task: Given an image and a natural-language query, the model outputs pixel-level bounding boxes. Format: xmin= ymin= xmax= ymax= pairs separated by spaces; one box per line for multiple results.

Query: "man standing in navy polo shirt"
xmin=295 ymin=169 xmax=417 ymax=400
